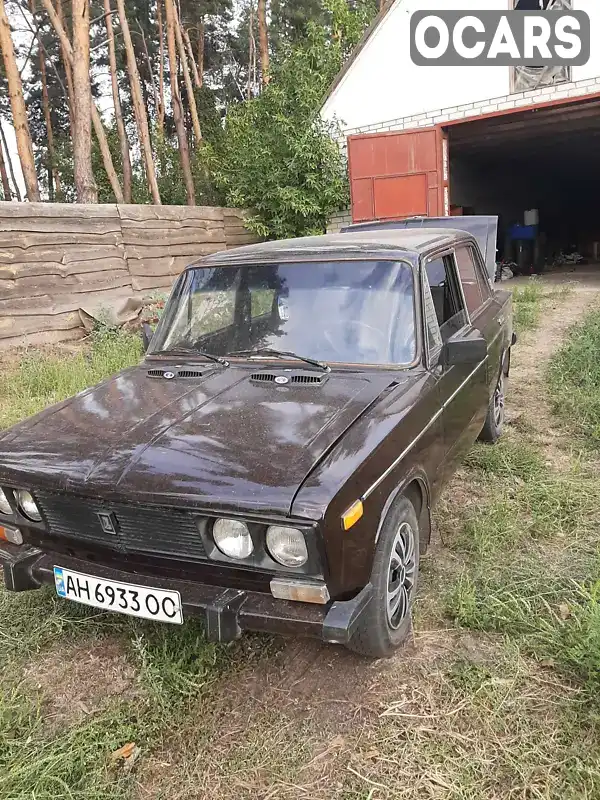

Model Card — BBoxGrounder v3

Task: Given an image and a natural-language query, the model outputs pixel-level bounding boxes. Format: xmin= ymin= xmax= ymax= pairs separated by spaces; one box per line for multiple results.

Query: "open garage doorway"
xmin=447 ymin=96 xmax=600 ymax=277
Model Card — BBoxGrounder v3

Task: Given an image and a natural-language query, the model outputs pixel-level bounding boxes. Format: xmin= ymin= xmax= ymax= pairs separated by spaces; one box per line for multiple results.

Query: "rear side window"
xmin=454 ymin=246 xmax=489 ymax=315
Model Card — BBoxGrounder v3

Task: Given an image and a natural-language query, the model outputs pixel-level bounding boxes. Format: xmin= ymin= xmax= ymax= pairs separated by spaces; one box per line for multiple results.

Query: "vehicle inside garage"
xmin=448 ymin=96 xmax=600 ymax=275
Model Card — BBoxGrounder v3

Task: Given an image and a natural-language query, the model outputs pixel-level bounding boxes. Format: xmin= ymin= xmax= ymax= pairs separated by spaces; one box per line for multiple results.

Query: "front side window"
xmin=424 ymin=255 xmax=469 ymax=347
xmin=151 ymin=260 xmax=417 ymax=366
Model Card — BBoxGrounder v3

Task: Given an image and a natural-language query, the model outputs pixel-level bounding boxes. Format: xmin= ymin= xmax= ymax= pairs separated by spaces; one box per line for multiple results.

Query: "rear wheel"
xmin=479 ymin=370 xmax=505 ymax=444
xmin=347 ymin=496 xmax=419 ymax=659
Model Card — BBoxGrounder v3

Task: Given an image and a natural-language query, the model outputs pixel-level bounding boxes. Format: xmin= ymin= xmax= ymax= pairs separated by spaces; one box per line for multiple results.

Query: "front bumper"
xmin=0 ymin=543 xmax=373 ymax=646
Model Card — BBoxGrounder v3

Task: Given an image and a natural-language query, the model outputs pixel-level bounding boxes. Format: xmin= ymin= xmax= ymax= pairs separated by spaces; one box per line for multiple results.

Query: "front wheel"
xmin=347 ymin=496 xmax=419 ymax=659
xmin=479 ymin=370 xmax=505 ymax=444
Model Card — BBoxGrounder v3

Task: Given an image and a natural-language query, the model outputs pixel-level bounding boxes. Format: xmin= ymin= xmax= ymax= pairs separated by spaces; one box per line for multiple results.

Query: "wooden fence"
xmin=0 ymin=202 xmax=258 ymax=348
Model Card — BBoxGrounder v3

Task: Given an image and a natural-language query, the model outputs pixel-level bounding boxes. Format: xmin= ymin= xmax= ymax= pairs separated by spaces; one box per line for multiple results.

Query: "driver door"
xmin=422 ymin=252 xmax=488 ymax=479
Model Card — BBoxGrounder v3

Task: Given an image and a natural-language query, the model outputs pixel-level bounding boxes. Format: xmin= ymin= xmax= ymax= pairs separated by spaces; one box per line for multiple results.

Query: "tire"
xmin=347 ymin=496 xmax=420 ymax=659
xmin=479 ymin=369 xmax=505 ymax=444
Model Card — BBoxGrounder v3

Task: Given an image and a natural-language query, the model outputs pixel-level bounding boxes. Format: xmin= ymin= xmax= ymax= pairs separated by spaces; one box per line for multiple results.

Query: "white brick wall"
xmin=342 ymin=75 xmax=600 ymax=139
xmin=327 ymin=209 xmax=352 ymax=233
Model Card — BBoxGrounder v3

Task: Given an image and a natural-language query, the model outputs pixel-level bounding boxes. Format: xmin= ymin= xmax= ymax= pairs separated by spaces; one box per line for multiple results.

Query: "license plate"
xmin=53 ymin=567 xmax=183 ymax=624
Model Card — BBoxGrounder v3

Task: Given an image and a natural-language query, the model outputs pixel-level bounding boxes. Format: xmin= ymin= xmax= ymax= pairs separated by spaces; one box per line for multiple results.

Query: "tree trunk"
xmin=104 ymin=0 xmax=132 ymax=202
xmin=41 ymin=0 xmax=124 ymax=202
xmin=71 ymin=0 xmax=98 ymax=202
xmin=0 ymin=133 xmax=11 ymax=199
xmin=29 ymin=0 xmax=61 ymax=198
xmin=182 ymin=26 xmax=200 ymax=88
xmin=257 ymin=0 xmax=269 ymax=87
xmin=165 ymin=0 xmax=195 ymax=204
xmin=196 ymin=22 xmax=204 ymax=88
xmin=174 ymin=5 xmax=201 ymax=142
xmin=0 ymin=0 xmax=40 ymax=201
xmin=115 ymin=0 xmax=161 ymax=203
xmin=56 ymin=0 xmax=75 ymax=135
xmin=137 ymin=19 xmax=160 ymax=140
xmin=157 ymin=0 xmax=165 ymax=135
xmin=247 ymin=1 xmax=256 ymax=99
xmin=39 ymin=46 xmax=62 ymax=199
xmin=0 ymin=122 xmax=21 ymax=201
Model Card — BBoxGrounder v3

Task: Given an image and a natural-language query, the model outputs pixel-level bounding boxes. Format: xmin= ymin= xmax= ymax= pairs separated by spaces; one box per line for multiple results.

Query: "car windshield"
xmin=150 ymin=260 xmax=416 ymax=366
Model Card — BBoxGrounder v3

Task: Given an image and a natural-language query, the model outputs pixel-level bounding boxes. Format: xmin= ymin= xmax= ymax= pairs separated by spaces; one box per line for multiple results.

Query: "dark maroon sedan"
xmin=0 ymin=228 xmax=514 ymax=658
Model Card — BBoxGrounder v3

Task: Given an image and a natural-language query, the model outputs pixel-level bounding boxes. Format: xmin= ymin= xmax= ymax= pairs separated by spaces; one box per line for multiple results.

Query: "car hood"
xmin=0 ymin=364 xmax=410 ymax=517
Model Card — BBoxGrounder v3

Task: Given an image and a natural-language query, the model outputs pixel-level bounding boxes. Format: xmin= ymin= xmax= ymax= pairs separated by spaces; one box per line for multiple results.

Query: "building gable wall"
xmin=322 ymin=0 xmax=600 ymax=136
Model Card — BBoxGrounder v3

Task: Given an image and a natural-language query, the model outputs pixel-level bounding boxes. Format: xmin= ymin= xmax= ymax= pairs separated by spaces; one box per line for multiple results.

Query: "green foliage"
xmin=211 ymin=19 xmax=356 ymax=238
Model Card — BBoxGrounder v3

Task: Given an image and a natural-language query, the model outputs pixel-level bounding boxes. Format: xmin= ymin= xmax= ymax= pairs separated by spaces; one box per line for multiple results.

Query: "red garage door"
xmin=348 ymin=127 xmax=447 ymax=223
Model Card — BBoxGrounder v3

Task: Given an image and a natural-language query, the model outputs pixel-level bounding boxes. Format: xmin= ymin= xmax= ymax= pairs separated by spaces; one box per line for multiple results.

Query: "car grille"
xmin=35 ymin=492 xmax=207 ymax=562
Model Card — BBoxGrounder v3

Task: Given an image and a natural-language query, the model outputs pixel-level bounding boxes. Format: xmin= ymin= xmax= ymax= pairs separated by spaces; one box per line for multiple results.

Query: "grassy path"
xmin=1 ymin=277 xmax=600 ymax=799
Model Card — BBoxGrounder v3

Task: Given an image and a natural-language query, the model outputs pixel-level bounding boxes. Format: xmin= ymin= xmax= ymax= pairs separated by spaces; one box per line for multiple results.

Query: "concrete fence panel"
xmin=0 ymin=202 xmax=258 ymax=348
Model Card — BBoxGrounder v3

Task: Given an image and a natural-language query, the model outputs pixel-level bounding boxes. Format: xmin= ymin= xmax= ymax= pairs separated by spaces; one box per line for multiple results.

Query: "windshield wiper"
xmin=152 ymin=347 xmax=230 ymax=367
xmin=227 ymin=348 xmax=330 ymax=373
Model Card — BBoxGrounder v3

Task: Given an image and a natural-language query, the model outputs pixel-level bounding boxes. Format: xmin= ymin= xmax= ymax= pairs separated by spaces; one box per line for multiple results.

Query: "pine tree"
xmin=0 ymin=0 xmax=41 ymax=200
xmin=104 ymin=0 xmax=132 ymax=202
xmin=72 ymin=0 xmax=97 ymax=202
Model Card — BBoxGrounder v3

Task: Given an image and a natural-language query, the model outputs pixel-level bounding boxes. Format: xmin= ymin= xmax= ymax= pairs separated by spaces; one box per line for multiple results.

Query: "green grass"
xmin=445 ymin=308 xmax=600 ymax=702
xmin=0 ymin=326 xmax=142 ymax=430
xmin=0 ymin=686 xmax=136 ymax=800
xmin=548 ymin=309 xmax=600 ymax=447
xmin=512 ymin=278 xmax=544 ymax=332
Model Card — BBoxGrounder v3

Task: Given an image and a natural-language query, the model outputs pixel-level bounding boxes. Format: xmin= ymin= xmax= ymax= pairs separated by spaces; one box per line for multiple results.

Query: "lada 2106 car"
xmin=0 ymin=225 xmax=515 ymax=658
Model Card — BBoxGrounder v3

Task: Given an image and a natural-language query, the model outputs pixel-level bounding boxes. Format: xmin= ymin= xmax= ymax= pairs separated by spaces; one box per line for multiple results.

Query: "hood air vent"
xmin=177 ymin=370 xmax=206 ymax=379
xmin=147 ymin=368 xmax=207 ymax=380
xmin=250 ymin=371 xmax=328 ymax=386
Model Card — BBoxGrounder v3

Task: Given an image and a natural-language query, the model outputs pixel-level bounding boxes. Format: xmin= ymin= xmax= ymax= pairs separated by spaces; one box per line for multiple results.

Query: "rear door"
xmin=422 ymin=251 xmax=488 ymax=476
xmin=348 ymin=128 xmax=447 ymax=223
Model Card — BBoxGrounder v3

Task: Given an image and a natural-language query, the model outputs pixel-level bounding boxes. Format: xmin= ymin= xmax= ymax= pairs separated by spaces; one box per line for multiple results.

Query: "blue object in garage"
xmin=509 ymin=224 xmax=537 ymax=241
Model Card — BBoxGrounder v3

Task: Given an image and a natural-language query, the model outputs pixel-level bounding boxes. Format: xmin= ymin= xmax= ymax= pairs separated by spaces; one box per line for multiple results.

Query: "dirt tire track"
xmin=509 ymin=276 xmax=600 ymax=464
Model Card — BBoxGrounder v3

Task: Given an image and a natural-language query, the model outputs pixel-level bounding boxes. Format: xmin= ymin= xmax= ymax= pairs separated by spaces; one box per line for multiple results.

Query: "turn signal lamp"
xmin=0 ymin=526 xmax=23 ymax=545
xmin=342 ymin=500 xmax=364 ymax=531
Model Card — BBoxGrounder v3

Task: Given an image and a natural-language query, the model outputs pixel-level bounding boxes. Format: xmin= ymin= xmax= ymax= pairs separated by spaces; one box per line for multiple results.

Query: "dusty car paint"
xmin=0 ymin=229 xmax=514 ymax=644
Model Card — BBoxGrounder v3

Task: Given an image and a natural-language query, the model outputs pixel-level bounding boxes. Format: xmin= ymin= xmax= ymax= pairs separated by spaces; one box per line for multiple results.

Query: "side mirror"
xmin=141 ymin=323 xmax=154 ymax=353
xmin=443 ymin=329 xmax=487 ymax=366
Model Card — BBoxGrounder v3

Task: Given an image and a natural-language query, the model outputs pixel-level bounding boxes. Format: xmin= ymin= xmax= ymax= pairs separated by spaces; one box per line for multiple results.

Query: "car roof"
xmin=189 ymin=228 xmax=475 ymax=270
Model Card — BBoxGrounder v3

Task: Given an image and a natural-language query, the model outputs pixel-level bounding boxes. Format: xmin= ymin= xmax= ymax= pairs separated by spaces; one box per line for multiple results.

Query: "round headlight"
xmin=213 ymin=518 xmax=254 ymax=560
xmin=17 ymin=490 xmax=42 ymax=522
xmin=0 ymin=489 xmax=12 ymax=516
xmin=266 ymin=526 xmax=308 ymax=568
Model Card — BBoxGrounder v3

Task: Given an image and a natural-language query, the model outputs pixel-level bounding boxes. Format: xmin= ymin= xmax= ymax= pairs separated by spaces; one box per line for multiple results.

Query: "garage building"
xmin=321 ymin=0 xmax=600 ymax=273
